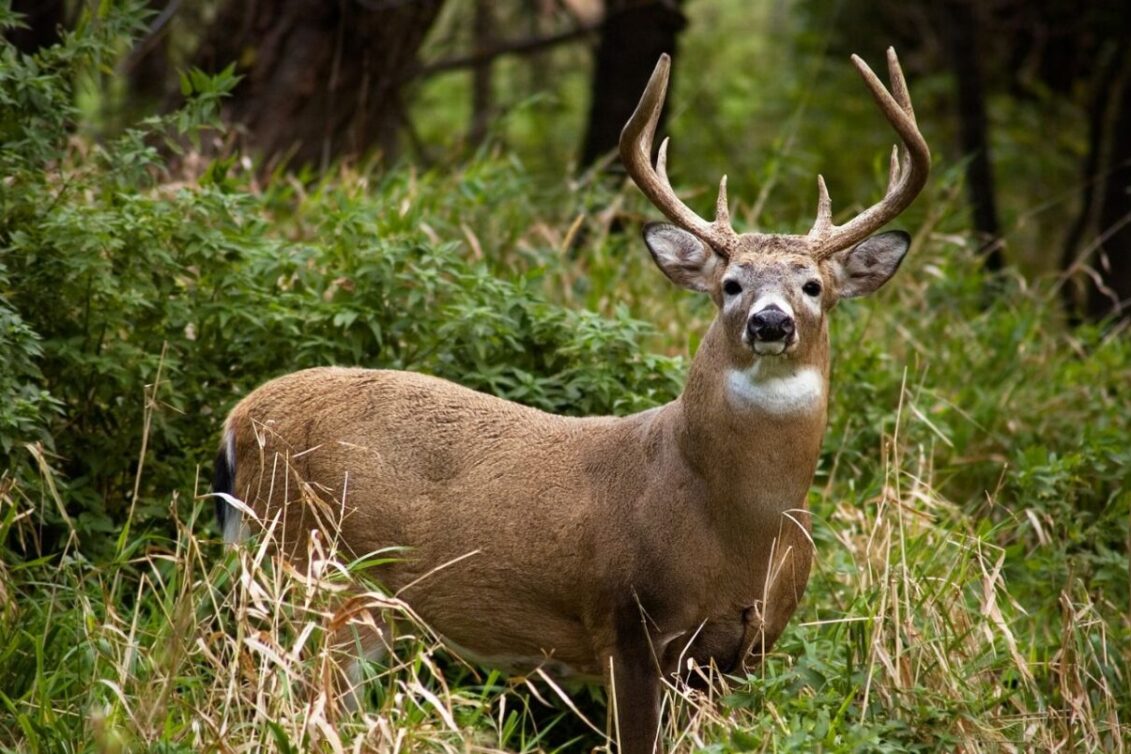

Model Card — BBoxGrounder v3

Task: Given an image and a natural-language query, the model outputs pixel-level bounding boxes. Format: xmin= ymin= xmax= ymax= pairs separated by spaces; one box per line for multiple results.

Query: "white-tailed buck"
xmin=214 ymin=48 xmax=929 ymax=753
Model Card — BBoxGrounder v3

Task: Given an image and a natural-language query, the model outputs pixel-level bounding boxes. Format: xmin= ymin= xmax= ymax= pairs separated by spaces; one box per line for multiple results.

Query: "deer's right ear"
xmin=643 ymin=223 xmax=720 ymax=293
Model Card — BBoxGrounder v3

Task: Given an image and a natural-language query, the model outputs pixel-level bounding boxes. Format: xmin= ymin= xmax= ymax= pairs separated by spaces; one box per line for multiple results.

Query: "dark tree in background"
xmin=5 ymin=0 xmax=65 ymax=53
xmin=12 ymin=0 xmax=1127 ymax=319
xmin=805 ymin=0 xmax=1131 ymax=323
xmin=191 ymin=0 xmax=446 ymax=171
xmin=579 ymin=0 xmax=687 ymax=168
xmin=995 ymin=1 xmax=1131 ymax=324
xmin=1082 ymin=50 xmax=1131 ymax=322
xmin=938 ymin=0 xmax=1003 ymax=273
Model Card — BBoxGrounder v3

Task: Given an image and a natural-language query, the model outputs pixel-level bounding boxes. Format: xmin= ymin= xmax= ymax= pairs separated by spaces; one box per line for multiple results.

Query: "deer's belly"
xmin=441 ymin=635 xmax=601 ymax=681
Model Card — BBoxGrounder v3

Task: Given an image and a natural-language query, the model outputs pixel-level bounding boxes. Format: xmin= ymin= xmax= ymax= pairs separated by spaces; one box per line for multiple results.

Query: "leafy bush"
xmin=1 ymin=2 xmax=1128 ymax=752
xmin=0 ymin=6 xmax=682 ymax=555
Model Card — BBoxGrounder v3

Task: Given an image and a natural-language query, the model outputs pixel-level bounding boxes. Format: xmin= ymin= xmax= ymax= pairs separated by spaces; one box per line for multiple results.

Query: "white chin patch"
xmin=726 ymin=364 xmax=824 ymax=415
xmin=753 ymin=341 xmax=788 ymax=356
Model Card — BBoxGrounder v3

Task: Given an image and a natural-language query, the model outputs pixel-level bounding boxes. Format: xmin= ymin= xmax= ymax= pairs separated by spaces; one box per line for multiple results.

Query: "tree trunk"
xmin=1086 ymin=56 xmax=1131 ymax=322
xmin=939 ymin=0 xmax=1004 ymax=272
xmin=6 ymin=0 xmax=65 ymax=53
xmin=120 ymin=0 xmax=171 ymax=103
xmin=579 ymin=0 xmax=687 ymax=169
xmin=1059 ymin=44 xmax=1125 ymax=323
xmin=468 ymin=0 xmax=494 ymax=148
xmin=191 ymin=0 xmax=445 ymax=171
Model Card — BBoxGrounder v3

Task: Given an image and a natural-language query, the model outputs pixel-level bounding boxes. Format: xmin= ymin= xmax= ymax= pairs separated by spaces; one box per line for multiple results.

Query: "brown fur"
xmin=219 ymin=229 xmax=901 ymax=751
xmin=223 ymin=336 xmax=821 ymax=666
xmin=220 ymin=49 xmax=927 ymax=751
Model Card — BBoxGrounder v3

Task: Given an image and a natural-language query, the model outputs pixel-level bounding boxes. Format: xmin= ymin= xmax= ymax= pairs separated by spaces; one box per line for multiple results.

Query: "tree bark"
xmin=1086 ymin=56 xmax=1131 ymax=322
xmin=6 ymin=0 xmax=65 ymax=53
xmin=579 ymin=0 xmax=687 ymax=169
xmin=191 ymin=0 xmax=445 ymax=171
xmin=121 ymin=0 xmax=177 ymax=112
xmin=468 ymin=0 xmax=493 ymax=148
xmin=939 ymin=0 xmax=1004 ymax=272
xmin=1059 ymin=44 xmax=1125 ymax=323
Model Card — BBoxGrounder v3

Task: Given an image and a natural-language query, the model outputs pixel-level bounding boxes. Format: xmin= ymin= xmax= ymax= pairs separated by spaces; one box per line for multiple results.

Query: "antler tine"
xmin=887 ymin=145 xmax=901 ymax=192
xmin=808 ymin=47 xmax=931 ymax=259
xmin=656 ymin=137 xmax=672 ymax=182
xmin=716 ymin=175 xmax=730 ymax=226
xmin=620 ymin=54 xmax=739 ymax=255
xmin=886 ymin=47 xmax=915 ymax=122
xmin=813 ymin=175 xmax=833 ymax=235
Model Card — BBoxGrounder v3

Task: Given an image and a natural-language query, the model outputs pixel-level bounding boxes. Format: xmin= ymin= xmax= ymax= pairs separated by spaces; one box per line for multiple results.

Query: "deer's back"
xmin=221 ymin=367 xmax=657 ymax=671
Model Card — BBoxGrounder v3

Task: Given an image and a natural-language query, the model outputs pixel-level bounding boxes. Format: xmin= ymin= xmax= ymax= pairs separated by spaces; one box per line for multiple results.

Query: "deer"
xmin=213 ymin=47 xmax=929 ymax=753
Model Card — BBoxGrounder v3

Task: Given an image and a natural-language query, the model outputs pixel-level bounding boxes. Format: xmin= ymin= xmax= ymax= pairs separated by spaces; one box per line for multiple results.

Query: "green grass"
xmin=2 ymin=1 xmax=1129 ymax=750
xmin=2 ymin=169 xmax=1128 ymax=749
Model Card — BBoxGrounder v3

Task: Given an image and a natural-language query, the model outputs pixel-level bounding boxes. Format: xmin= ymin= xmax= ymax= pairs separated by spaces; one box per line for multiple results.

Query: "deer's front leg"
xmin=604 ymin=642 xmax=662 ymax=754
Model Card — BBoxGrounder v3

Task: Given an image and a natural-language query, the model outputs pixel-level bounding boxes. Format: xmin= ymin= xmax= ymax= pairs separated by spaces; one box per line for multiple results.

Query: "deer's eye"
xmin=723 ymin=280 xmax=743 ymax=296
xmin=802 ymin=280 xmax=822 ymax=297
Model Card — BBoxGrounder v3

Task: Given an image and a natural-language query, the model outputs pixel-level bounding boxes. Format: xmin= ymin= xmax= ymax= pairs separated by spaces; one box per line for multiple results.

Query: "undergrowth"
xmin=1 ymin=3 xmax=1128 ymax=752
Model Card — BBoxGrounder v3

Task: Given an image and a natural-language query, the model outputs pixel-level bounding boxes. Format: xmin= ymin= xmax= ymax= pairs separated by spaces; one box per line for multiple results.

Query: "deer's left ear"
xmin=643 ymin=222 xmax=722 ymax=293
xmin=828 ymin=230 xmax=911 ymax=298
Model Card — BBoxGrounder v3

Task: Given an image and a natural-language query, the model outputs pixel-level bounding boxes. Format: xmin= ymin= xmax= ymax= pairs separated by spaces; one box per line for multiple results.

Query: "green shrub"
xmin=1 ymin=2 xmax=1128 ymax=751
xmin=0 ymin=5 xmax=683 ymax=556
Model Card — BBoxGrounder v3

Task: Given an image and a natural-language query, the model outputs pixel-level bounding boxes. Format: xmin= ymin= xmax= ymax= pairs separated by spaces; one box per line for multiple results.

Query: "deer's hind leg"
xmin=326 ymin=595 xmax=392 ymax=711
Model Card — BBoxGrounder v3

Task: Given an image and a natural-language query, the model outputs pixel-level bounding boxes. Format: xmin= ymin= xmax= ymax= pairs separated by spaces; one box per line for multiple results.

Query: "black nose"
xmin=747 ymin=307 xmax=795 ymax=342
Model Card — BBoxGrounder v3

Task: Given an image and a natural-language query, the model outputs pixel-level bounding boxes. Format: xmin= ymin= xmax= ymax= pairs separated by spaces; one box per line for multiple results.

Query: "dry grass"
xmin=3 ymin=373 xmax=1126 ymax=753
xmin=3 ymin=204 xmax=1127 ymax=749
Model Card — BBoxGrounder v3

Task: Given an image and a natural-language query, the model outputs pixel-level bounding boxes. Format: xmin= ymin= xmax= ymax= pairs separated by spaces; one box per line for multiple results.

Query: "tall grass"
xmin=3 ymin=192 xmax=1127 ymax=750
xmin=2 ymin=2 xmax=1128 ymax=750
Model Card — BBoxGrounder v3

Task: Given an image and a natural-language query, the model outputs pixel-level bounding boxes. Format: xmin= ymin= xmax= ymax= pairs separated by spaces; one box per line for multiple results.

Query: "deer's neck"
xmin=672 ymin=319 xmax=831 ymax=521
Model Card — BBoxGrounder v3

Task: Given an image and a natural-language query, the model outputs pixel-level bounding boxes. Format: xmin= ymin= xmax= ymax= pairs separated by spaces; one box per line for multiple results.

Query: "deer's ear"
xmin=828 ymin=230 xmax=910 ymax=299
xmin=643 ymin=223 xmax=721 ymax=293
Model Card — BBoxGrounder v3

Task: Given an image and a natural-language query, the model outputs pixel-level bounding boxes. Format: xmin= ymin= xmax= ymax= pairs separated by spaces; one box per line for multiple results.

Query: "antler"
xmin=619 ymin=53 xmax=740 ymax=257
xmin=808 ymin=47 xmax=931 ymax=259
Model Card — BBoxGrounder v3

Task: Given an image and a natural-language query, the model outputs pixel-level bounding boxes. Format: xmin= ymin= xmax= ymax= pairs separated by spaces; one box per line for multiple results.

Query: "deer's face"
xmin=643 ymin=223 xmax=910 ymax=367
xmin=621 ymin=48 xmax=928 ymax=377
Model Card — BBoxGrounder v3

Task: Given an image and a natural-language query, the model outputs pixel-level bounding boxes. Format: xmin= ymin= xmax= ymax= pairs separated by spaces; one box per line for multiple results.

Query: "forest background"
xmin=1 ymin=0 xmax=1129 ymax=751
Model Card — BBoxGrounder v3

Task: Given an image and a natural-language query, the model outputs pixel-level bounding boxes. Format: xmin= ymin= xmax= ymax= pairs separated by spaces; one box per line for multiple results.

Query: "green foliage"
xmin=1 ymin=2 xmax=1129 ymax=752
xmin=0 ymin=8 xmax=682 ymax=554
xmin=0 ymin=286 xmax=59 ymax=455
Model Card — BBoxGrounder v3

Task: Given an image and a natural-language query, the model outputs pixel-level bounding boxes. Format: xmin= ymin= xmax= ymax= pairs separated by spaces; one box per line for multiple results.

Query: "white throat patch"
xmin=726 ymin=363 xmax=824 ymax=415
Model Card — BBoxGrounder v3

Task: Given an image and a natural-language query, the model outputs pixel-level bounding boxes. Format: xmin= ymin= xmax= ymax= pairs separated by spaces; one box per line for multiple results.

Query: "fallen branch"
xmin=412 ymin=21 xmax=602 ymax=79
